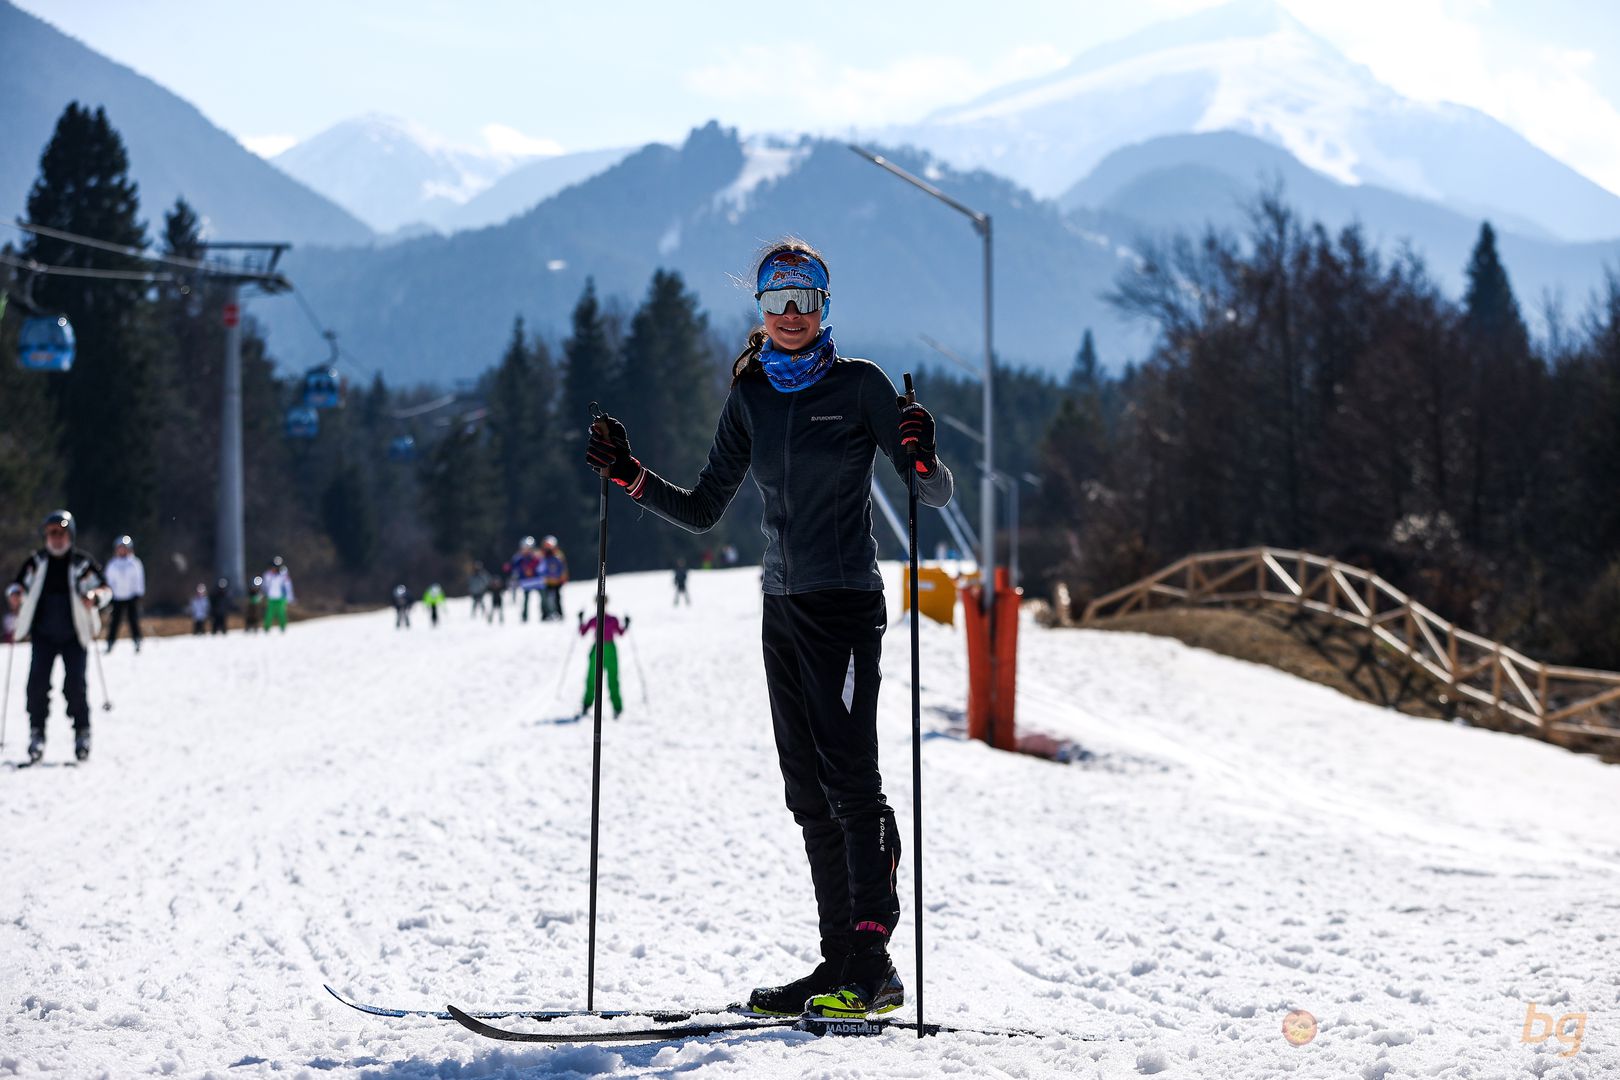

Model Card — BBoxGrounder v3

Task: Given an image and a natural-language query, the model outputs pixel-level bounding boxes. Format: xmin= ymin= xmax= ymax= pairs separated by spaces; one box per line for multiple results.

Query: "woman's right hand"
xmin=585 ymin=414 xmax=644 ymax=488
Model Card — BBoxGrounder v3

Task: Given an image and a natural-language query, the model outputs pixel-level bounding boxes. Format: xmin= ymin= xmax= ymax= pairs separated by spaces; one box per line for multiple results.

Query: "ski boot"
xmin=27 ymin=735 xmax=45 ymax=766
xmin=748 ymin=957 xmax=848 ymax=1017
xmin=75 ymin=732 xmax=91 ymax=763
xmin=805 ymin=936 xmax=904 ymax=1019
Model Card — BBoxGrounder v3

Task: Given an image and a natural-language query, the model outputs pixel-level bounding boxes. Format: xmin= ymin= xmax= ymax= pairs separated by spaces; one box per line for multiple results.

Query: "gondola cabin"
xmin=303 ymin=366 xmax=343 ymax=409
xmin=17 ymin=315 xmax=75 ymax=372
xmin=387 ymin=435 xmax=417 ymax=462
xmin=284 ymin=405 xmax=320 ymax=439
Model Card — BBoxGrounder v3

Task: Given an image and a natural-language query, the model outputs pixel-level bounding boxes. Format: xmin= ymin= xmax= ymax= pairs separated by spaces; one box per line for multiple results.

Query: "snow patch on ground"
xmin=2 ymin=564 xmax=1616 ymax=1077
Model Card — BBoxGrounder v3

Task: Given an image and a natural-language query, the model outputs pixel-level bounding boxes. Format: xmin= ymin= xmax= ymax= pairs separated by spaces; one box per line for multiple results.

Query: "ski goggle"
xmin=757 ymin=288 xmax=827 ymax=316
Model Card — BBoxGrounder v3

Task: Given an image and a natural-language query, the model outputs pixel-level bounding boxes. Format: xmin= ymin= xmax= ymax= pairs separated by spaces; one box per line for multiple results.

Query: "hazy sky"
xmin=16 ymin=0 xmax=1620 ymax=193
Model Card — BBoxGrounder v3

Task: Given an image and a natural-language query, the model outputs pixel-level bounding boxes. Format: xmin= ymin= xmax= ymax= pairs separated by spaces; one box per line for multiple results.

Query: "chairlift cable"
xmin=8 ymin=221 xmax=285 ymax=284
xmin=0 ymin=251 xmax=174 ymax=283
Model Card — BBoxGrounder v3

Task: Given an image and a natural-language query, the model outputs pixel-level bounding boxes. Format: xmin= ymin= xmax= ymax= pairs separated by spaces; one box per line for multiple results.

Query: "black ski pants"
xmin=761 ymin=588 xmax=899 ymax=958
xmin=106 ymin=598 xmax=142 ymax=647
xmin=27 ymin=635 xmax=90 ymax=740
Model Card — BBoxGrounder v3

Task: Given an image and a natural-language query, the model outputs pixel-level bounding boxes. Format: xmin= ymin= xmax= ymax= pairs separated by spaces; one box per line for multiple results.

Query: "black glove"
xmin=897 ymin=401 xmax=938 ymax=477
xmin=577 ymin=610 xmax=585 ymax=625
xmin=585 ymin=414 xmax=643 ymax=488
xmin=622 ymin=615 xmax=631 ymax=632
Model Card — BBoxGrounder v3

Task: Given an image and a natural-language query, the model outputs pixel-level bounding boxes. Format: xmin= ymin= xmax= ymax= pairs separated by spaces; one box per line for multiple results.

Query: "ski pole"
xmin=586 ymin=402 xmax=612 ymax=1012
xmin=90 ymin=634 xmax=113 ymax=711
xmin=1 ymin=640 xmax=14 ymax=751
xmin=553 ymin=623 xmax=580 ymax=702
xmin=902 ymin=372 xmax=925 ymax=1040
xmin=624 ymin=620 xmax=649 ymax=705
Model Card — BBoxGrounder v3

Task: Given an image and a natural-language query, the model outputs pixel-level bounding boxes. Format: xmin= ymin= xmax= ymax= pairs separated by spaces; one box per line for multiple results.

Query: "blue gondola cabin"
xmin=303 ymin=366 xmax=343 ymax=409
xmin=285 ymin=405 xmax=320 ymax=439
xmin=18 ymin=315 xmax=75 ymax=372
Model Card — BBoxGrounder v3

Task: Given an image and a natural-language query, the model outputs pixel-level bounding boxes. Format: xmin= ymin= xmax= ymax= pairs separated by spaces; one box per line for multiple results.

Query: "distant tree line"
xmin=1034 ymin=196 xmax=1620 ymax=669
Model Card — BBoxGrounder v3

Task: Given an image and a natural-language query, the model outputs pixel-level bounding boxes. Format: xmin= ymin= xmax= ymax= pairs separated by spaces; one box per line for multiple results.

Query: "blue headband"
xmin=756 ymin=250 xmax=831 ymax=320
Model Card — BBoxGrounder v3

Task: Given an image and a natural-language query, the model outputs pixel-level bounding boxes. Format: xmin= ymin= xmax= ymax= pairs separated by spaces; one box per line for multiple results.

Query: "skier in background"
xmin=7 ymin=510 xmax=110 ymax=764
xmin=512 ymin=537 xmax=543 ymax=622
xmin=392 ymin=584 xmax=412 ymax=629
xmin=584 ymin=239 xmax=953 ymax=1020
xmin=103 ymin=534 xmax=145 ymax=653
xmin=262 ymin=556 xmax=294 ymax=632
xmin=244 ymin=576 xmax=265 ymax=633
xmin=577 ymin=601 xmax=630 ymax=720
xmin=485 ymin=565 xmax=506 ymax=624
xmin=189 ymin=585 xmax=209 ymax=635
xmin=423 ymin=582 xmax=446 ymax=627
xmin=467 ymin=561 xmax=489 ymax=619
xmin=539 ymin=536 xmax=568 ymax=620
xmin=209 ymin=578 xmax=230 ymax=635
xmin=673 ymin=558 xmax=691 ymax=606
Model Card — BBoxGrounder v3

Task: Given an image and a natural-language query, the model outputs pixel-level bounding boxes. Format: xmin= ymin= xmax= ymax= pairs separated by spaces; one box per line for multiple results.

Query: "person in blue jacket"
xmin=586 ymin=239 xmax=952 ymax=1021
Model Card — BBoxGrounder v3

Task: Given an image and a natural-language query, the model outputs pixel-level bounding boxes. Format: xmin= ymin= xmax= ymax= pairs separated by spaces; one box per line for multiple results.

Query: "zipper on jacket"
xmin=782 ymin=392 xmax=795 ymax=593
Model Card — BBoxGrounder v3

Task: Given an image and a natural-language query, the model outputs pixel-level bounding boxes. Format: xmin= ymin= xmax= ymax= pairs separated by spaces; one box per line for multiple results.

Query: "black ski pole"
xmin=90 ymin=632 xmax=112 ymax=711
xmin=586 ymin=402 xmax=612 ymax=1012
xmin=901 ymin=372 xmax=925 ymax=1039
xmin=1 ymin=639 xmax=14 ymax=751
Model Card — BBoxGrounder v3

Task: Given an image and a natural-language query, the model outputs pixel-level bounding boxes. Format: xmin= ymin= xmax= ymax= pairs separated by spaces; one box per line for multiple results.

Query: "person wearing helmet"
xmin=244 ymin=576 xmax=265 ymax=633
xmin=392 ymin=584 xmax=412 ymax=629
xmin=512 ymin=536 xmax=543 ymax=622
xmin=103 ymin=534 xmax=146 ymax=653
xmin=262 ymin=556 xmax=294 ymax=632
xmin=539 ymin=536 xmax=569 ymax=621
xmin=7 ymin=511 xmax=111 ymax=764
xmin=189 ymin=584 xmax=209 ymax=635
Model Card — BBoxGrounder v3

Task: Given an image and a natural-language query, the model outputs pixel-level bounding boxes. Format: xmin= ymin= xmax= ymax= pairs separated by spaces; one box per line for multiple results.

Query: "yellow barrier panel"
xmin=901 ymin=565 xmax=958 ymax=626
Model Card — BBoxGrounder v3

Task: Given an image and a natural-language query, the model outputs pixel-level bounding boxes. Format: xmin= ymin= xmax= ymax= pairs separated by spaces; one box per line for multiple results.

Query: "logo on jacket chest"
xmin=809 ymin=415 xmax=844 ymax=422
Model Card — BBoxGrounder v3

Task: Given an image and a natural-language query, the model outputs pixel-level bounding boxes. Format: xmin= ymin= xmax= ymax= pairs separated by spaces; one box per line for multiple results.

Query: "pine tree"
xmin=23 ymin=103 xmax=154 ymax=545
xmin=557 ymin=279 xmax=621 ymax=553
xmin=1460 ymin=221 xmax=1540 ymax=548
xmin=321 ymin=459 xmax=378 ymax=576
xmin=1068 ymin=328 xmax=1099 ymax=395
xmin=0 ymin=287 xmax=65 ymax=551
xmin=616 ymin=270 xmax=720 ymax=567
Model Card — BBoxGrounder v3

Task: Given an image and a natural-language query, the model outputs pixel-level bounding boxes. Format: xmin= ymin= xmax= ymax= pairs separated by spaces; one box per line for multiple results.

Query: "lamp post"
xmin=850 ymin=145 xmax=994 ymax=610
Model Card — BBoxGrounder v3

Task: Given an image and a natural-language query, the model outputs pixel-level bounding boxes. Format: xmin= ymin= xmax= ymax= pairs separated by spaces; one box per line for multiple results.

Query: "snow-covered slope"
xmin=887 ymin=0 xmax=1620 ymax=243
xmin=3 ymin=565 xmax=1616 ymax=1077
xmin=273 ymin=115 xmax=546 ymax=234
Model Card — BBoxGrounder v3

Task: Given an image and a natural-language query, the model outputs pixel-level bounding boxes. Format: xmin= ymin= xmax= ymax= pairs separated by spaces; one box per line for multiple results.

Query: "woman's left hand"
xmin=898 ymin=403 xmax=938 ymax=476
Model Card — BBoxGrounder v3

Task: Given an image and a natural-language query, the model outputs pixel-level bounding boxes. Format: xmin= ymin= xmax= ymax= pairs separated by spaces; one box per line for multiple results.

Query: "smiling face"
xmin=763 ymin=300 xmax=822 ymax=353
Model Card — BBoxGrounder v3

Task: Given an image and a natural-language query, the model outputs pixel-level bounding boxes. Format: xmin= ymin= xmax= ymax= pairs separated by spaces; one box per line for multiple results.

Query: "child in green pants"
xmin=578 ymin=603 xmax=630 ymax=719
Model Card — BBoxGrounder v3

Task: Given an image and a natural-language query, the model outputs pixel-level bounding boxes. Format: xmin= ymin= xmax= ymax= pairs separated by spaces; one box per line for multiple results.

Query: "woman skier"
xmin=585 ymin=239 xmax=952 ymax=1020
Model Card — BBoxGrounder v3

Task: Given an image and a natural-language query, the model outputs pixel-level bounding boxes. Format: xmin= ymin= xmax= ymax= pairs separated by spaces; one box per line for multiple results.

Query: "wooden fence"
xmin=1081 ymin=547 xmax=1620 ymax=744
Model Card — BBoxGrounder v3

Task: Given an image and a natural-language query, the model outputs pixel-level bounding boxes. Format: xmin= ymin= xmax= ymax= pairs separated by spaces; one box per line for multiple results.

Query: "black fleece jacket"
xmin=631 ymin=357 xmax=953 ymax=595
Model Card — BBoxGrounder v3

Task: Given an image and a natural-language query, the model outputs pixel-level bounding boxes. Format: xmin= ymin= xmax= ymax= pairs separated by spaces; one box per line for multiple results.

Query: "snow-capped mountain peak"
xmin=272 ymin=114 xmax=559 ymax=234
xmin=890 ymin=0 xmax=1620 ymax=241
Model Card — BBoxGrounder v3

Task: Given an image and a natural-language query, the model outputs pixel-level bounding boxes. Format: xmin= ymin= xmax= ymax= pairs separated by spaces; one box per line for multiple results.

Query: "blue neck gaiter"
xmin=760 ymin=326 xmax=837 ymax=393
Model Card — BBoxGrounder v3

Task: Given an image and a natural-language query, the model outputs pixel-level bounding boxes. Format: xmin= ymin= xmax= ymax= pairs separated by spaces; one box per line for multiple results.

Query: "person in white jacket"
xmin=261 ymin=556 xmax=294 ymax=632
xmin=103 ymin=534 xmax=145 ymax=653
xmin=6 ymin=510 xmax=110 ymax=764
